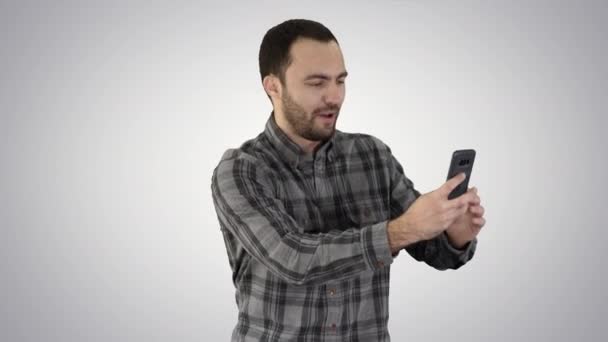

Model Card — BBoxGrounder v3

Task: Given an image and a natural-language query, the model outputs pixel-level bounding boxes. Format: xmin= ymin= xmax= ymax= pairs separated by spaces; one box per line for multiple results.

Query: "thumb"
xmin=441 ymin=172 xmax=466 ymax=197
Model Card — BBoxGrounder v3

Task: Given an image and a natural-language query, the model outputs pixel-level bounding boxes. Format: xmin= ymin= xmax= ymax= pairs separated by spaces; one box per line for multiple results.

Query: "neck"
xmin=273 ymin=110 xmax=321 ymax=155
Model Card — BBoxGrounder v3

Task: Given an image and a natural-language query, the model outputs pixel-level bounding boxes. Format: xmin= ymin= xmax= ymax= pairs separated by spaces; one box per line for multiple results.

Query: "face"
xmin=277 ymin=38 xmax=347 ymax=142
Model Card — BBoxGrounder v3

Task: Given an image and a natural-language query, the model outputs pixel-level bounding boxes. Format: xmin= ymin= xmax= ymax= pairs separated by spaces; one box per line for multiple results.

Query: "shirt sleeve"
xmin=211 ymin=154 xmax=394 ymax=286
xmin=385 ymin=146 xmax=477 ymax=270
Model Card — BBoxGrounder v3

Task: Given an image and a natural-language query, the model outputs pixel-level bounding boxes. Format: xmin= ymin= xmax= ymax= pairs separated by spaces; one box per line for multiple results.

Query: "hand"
xmin=387 ymin=173 xmax=479 ymax=253
xmin=445 ymin=187 xmax=486 ymax=248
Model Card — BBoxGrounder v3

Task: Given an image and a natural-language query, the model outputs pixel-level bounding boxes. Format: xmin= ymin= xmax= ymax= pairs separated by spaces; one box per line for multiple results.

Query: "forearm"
xmin=383 ymin=142 xmax=477 ymax=269
xmin=217 ymin=211 xmax=393 ymax=285
xmin=387 ymin=217 xmax=420 ymax=254
xmin=213 ymin=157 xmax=394 ymax=286
xmin=387 ymin=211 xmax=477 ymax=269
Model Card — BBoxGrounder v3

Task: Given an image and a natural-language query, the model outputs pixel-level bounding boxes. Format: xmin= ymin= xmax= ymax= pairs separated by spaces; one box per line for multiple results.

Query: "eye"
xmin=307 ymin=82 xmax=323 ymax=87
xmin=337 ymin=79 xmax=345 ymax=85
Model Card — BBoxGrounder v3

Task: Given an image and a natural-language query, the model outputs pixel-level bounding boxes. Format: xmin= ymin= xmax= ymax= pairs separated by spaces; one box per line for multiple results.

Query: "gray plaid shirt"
xmin=211 ymin=113 xmax=477 ymax=341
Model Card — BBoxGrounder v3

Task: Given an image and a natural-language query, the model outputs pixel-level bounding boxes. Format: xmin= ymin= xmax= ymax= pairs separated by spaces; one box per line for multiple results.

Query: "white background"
xmin=1 ymin=1 xmax=606 ymax=341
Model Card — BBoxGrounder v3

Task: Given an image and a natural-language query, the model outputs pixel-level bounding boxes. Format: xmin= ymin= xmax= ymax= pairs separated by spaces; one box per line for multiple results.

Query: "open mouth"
xmin=318 ymin=112 xmax=336 ymax=119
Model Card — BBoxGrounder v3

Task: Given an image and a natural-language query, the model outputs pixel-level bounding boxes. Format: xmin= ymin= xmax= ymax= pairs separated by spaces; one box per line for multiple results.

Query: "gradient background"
xmin=1 ymin=1 xmax=606 ymax=341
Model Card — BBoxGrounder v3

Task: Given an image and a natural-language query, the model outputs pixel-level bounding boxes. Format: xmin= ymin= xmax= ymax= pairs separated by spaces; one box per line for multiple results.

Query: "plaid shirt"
xmin=211 ymin=113 xmax=477 ymax=341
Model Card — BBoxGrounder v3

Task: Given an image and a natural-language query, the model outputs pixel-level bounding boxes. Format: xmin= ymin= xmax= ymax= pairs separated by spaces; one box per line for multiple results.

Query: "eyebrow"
xmin=304 ymin=71 xmax=348 ymax=81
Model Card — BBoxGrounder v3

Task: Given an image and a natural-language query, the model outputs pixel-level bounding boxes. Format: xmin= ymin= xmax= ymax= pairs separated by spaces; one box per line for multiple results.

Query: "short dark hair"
xmin=258 ymin=19 xmax=338 ymax=85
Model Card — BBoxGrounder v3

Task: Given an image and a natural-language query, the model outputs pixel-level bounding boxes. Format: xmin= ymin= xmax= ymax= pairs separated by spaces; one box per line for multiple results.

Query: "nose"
xmin=323 ymin=83 xmax=344 ymax=107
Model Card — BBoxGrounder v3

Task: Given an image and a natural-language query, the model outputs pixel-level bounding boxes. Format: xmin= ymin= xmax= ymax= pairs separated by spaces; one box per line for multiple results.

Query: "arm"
xmin=385 ymin=147 xmax=477 ymax=270
xmin=211 ymin=155 xmax=394 ymax=286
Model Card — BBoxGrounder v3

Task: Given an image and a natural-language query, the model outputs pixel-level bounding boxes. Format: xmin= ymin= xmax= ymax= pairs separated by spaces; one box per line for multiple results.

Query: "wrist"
xmin=444 ymin=229 xmax=469 ymax=249
xmin=387 ymin=216 xmax=420 ymax=253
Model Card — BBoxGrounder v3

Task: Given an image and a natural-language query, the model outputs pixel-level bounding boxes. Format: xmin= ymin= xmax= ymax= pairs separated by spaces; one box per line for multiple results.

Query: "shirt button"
xmin=328 ymin=288 xmax=336 ymax=296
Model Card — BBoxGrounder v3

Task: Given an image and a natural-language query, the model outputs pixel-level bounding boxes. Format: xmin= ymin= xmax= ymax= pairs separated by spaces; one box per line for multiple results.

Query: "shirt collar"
xmin=264 ymin=111 xmax=336 ymax=169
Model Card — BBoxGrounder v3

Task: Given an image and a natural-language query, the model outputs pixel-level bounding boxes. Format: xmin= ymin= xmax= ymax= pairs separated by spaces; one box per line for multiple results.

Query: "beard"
xmin=280 ymin=88 xmax=339 ymax=142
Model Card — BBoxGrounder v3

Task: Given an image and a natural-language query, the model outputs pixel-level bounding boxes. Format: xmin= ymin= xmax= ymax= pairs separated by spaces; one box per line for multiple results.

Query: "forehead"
xmin=286 ymin=38 xmax=345 ymax=77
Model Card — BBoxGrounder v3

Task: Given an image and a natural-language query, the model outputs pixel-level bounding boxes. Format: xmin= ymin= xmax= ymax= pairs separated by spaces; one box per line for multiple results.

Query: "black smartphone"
xmin=447 ymin=149 xmax=476 ymax=200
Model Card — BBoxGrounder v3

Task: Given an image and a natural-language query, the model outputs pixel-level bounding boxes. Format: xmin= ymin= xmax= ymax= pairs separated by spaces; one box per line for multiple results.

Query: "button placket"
xmin=325 ymin=285 xmax=341 ymax=336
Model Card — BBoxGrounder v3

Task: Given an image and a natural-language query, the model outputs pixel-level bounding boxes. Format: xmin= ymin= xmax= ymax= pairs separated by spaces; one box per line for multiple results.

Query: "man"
xmin=211 ymin=19 xmax=486 ymax=341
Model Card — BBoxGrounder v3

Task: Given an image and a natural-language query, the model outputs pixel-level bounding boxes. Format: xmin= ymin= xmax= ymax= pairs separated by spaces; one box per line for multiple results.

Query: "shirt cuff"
xmin=439 ymin=231 xmax=477 ymax=258
xmin=361 ymin=221 xmax=394 ymax=270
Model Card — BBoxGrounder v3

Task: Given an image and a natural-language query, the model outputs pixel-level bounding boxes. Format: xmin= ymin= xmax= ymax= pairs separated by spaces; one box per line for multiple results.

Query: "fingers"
xmin=443 ymin=202 xmax=469 ymax=224
xmin=472 ymin=217 xmax=486 ymax=227
xmin=445 ymin=191 xmax=479 ymax=210
xmin=460 ymin=187 xmax=481 ymax=206
xmin=469 ymin=204 xmax=485 ymax=217
xmin=466 ymin=188 xmax=484 ymax=216
xmin=441 ymin=173 xmax=466 ymax=196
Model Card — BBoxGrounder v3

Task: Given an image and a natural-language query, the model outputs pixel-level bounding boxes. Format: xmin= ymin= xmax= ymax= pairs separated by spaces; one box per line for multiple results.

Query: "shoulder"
xmin=212 ymin=133 xmax=274 ymax=183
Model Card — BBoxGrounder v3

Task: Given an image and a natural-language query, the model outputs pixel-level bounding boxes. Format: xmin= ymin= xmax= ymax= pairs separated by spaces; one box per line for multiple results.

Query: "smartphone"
xmin=447 ymin=149 xmax=476 ymax=200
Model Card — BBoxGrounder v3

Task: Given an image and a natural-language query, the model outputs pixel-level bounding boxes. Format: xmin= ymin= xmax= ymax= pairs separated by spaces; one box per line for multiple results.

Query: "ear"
xmin=262 ymin=74 xmax=281 ymax=100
